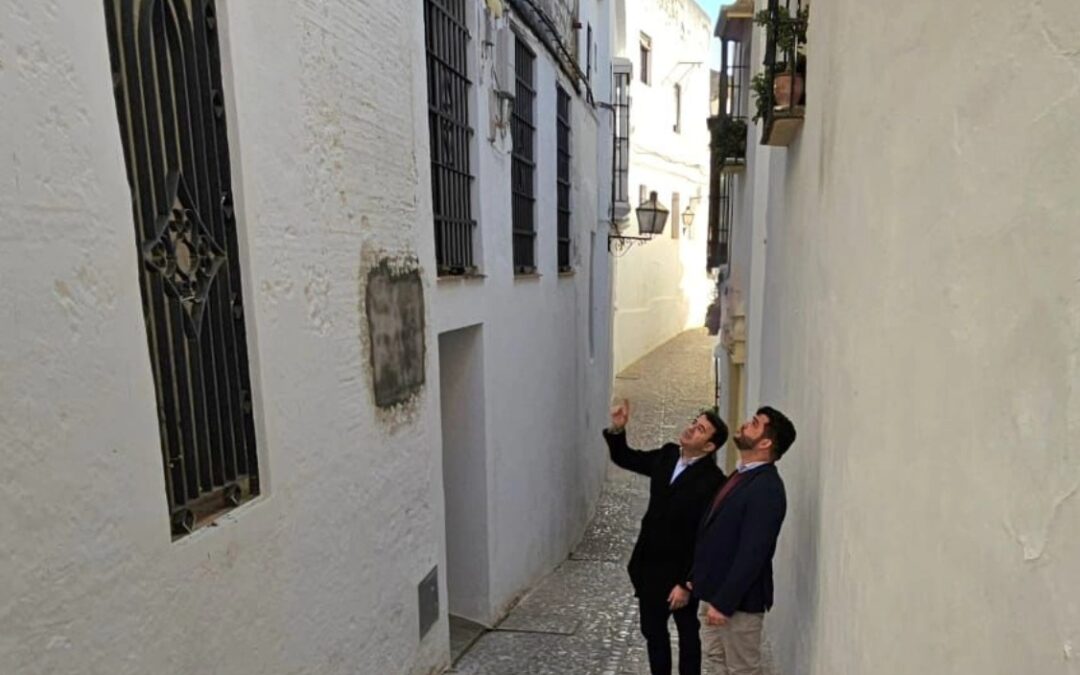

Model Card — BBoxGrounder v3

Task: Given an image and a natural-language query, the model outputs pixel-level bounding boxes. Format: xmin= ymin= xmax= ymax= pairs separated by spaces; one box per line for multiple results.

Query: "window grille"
xmin=425 ymin=0 xmax=476 ymax=275
xmin=103 ymin=0 xmax=259 ymax=537
xmin=556 ymin=86 xmax=572 ymax=271
xmin=511 ymin=36 xmax=537 ymax=273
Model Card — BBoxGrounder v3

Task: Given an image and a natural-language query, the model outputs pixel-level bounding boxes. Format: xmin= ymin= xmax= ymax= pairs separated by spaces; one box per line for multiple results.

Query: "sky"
xmin=697 ymin=0 xmax=735 ymax=69
xmin=697 ymin=0 xmax=731 ymax=24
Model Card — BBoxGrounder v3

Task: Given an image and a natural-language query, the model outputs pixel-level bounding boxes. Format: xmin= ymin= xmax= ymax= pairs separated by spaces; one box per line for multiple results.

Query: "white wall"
xmin=732 ymin=0 xmax=1080 ymax=672
xmin=425 ymin=0 xmax=614 ymax=623
xmin=1 ymin=2 xmax=446 ymax=674
xmin=612 ymin=0 xmax=714 ymax=374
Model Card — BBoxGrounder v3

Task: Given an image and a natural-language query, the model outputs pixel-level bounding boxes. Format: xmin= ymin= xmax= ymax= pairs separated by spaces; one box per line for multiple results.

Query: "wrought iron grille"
xmin=103 ymin=0 xmax=259 ymax=538
xmin=424 ymin=0 xmax=476 ymax=275
xmin=612 ymin=67 xmax=631 ymax=210
xmin=760 ymin=0 xmax=808 ymax=144
xmin=556 ymin=86 xmax=572 ymax=272
xmin=720 ymin=37 xmax=750 ymax=121
xmin=511 ymin=36 xmax=537 ymax=273
xmin=708 ymin=172 xmax=734 ymax=268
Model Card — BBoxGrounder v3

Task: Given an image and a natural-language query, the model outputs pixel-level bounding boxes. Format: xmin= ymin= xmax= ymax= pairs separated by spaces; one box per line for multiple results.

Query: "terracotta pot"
xmin=773 ymin=72 xmax=804 ymax=109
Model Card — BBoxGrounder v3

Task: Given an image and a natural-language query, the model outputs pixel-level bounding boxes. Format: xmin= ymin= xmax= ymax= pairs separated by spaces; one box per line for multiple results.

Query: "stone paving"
xmin=448 ymin=329 xmax=740 ymax=675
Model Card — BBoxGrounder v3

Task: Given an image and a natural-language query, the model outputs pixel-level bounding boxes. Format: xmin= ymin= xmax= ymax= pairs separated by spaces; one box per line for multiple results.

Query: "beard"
xmin=733 ymin=433 xmax=755 ymax=450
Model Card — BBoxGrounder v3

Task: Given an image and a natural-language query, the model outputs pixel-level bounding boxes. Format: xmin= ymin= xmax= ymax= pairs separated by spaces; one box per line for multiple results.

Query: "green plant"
xmin=754 ymin=5 xmax=809 ymax=67
xmin=716 ymin=117 xmax=748 ymax=162
xmin=750 ymin=71 xmax=770 ymax=123
xmin=750 ymin=5 xmax=809 ymax=122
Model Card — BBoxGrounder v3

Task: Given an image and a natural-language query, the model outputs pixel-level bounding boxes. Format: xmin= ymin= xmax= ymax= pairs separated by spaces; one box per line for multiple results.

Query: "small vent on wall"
xmin=418 ymin=565 xmax=440 ymax=640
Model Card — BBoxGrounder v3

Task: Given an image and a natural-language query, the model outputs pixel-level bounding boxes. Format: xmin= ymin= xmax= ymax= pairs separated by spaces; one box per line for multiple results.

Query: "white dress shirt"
xmin=737 ymin=461 xmax=770 ymax=473
xmin=670 ymin=453 xmax=703 ymax=484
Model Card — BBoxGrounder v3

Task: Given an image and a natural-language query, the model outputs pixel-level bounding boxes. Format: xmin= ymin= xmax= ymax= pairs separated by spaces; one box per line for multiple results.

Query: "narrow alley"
xmin=450 ymin=330 xmax=773 ymax=675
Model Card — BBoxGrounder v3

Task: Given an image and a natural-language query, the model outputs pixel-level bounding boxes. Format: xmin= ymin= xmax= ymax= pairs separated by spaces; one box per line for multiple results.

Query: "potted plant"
xmin=753 ymin=4 xmax=809 ymax=112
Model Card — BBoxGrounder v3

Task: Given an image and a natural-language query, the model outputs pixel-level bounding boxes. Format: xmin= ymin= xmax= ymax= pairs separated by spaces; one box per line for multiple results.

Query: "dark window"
xmin=556 ymin=86 xmax=572 ymax=272
xmin=612 ymin=66 xmax=631 ymax=210
xmin=424 ymin=0 xmax=476 ymax=275
xmin=640 ymin=34 xmax=651 ymax=85
xmin=674 ymin=83 xmax=682 ymax=133
xmin=512 ymin=36 xmax=537 ymax=274
xmin=711 ymin=173 xmax=733 ymax=267
xmin=103 ymin=0 xmax=259 ymax=538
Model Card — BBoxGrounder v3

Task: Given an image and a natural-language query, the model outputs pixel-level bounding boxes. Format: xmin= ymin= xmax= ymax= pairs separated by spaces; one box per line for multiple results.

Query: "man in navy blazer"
xmin=690 ymin=406 xmax=796 ymax=675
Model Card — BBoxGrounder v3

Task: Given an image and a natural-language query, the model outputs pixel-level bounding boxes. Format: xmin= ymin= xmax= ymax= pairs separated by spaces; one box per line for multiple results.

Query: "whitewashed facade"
xmin=429 ymin=0 xmax=616 ymax=628
xmin=715 ymin=0 xmax=1080 ymax=673
xmin=610 ymin=0 xmax=714 ymax=375
xmin=0 ymin=1 xmax=614 ymax=673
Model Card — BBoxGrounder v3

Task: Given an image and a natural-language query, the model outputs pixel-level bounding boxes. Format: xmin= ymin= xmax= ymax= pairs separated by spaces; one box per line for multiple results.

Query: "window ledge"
xmin=437 ymin=272 xmax=487 ymax=284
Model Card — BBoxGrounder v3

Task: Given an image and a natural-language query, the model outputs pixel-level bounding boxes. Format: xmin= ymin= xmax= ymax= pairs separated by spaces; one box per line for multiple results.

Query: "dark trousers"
xmin=638 ymin=596 xmax=702 ymax=675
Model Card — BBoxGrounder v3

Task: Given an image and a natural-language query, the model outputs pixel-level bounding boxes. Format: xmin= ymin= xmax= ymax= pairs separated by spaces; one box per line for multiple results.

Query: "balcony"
xmin=711 ymin=0 xmax=753 ymax=171
xmin=755 ymin=0 xmax=808 ymax=147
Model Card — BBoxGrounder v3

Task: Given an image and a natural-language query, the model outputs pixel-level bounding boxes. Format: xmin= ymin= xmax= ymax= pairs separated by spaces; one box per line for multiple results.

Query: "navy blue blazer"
xmin=690 ymin=463 xmax=786 ymax=616
xmin=604 ymin=429 xmax=724 ymax=602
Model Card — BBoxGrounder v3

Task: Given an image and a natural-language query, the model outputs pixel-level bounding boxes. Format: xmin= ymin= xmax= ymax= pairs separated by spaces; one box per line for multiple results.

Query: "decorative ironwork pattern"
xmin=424 ymin=0 xmax=476 ymax=275
xmin=103 ymin=0 xmax=259 ymax=538
xmin=511 ymin=36 xmax=537 ymax=273
xmin=556 ymin=86 xmax=572 ymax=271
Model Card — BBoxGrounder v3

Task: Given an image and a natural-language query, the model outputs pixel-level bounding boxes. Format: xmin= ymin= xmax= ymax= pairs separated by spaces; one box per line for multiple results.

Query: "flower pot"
xmin=772 ymin=72 xmax=804 ymax=109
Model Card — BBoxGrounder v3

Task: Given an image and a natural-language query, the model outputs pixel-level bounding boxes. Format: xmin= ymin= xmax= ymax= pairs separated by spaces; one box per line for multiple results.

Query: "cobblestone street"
xmin=449 ymin=329 xmax=719 ymax=675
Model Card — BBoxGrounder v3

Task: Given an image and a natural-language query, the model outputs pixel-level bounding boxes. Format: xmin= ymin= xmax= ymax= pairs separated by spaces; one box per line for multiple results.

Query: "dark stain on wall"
xmin=365 ymin=260 xmax=425 ymax=408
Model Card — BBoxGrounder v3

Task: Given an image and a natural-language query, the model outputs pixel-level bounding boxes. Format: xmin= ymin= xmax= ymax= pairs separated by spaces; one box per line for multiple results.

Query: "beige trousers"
xmin=699 ymin=607 xmax=765 ymax=675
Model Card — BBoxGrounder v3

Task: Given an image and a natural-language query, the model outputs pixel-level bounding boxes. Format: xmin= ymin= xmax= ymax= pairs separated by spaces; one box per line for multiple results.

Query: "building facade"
xmin=610 ymin=0 xmax=714 ymax=375
xmin=0 ymin=1 xmax=615 ymax=673
xmin=428 ymin=0 xmax=616 ymax=631
xmin=710 ymin=0 xmax=1080 ymax=673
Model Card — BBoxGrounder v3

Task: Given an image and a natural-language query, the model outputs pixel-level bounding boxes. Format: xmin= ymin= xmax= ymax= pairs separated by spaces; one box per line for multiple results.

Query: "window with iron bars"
xmin=611 ymin=61 xmax=632 ymax=220
xmin=708 ymin=172 xmax=734 ymax=268
xmin=511 ymin=36 xmax=537 ymax=274
xmin=424 ymin=0 xmax=476 ymax=275
xmin=103 ymin=0 xmax=259 ymax=538
xmin=556 ymin=86 xmax=572 ymax=272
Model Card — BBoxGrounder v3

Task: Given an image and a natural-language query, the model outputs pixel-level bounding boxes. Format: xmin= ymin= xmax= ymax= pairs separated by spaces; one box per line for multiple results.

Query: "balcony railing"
xmin=757 ymin=0 xmax=808 ymax=146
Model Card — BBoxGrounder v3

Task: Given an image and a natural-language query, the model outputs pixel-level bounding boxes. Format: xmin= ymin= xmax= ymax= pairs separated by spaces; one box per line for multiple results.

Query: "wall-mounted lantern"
xmin=636 ymin=191 xmax=670 ymax=236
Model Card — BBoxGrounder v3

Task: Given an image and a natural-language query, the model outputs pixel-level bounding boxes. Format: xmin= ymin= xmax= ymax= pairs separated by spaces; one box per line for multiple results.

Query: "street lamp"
xmin=681 ymin=205 xmax=695 ymax=229
xmin=636 ymin=191 xmax=669 ymax=236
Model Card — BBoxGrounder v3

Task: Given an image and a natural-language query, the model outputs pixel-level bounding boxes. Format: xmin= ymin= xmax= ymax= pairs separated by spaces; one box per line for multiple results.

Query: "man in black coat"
xmin=604 ymin=399 xmax=728 ymax=675
xmin=691 ymin=406 xmax=796 ymax=675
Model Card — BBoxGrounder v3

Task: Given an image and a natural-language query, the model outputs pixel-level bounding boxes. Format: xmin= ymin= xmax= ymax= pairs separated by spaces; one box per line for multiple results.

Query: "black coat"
xmin=690 ymin=463 xmax=786 ymax=616
xmin=604 ymin=429 xmax=725 ymax=602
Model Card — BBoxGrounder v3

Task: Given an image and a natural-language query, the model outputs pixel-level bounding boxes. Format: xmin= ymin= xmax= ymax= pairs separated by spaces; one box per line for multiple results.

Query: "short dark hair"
xmin=757 ymin=406 xmax=796 ymax=459
xmin=700 ymin=408 xmax=729 ymax=451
